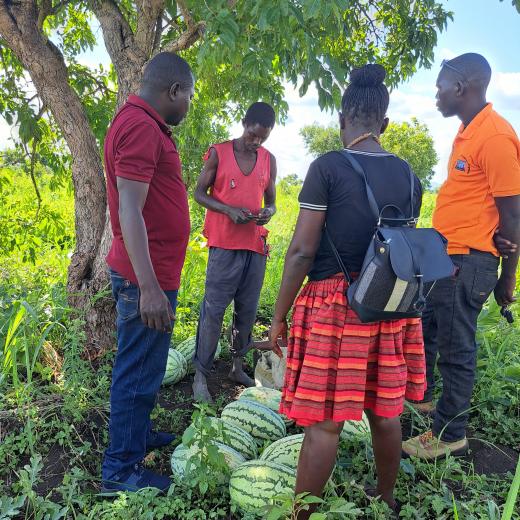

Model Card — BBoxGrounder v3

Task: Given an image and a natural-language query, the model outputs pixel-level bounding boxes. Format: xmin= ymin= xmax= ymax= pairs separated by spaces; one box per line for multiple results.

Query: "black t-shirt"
xmin=299 ymin=149 xmax=423 ymax=280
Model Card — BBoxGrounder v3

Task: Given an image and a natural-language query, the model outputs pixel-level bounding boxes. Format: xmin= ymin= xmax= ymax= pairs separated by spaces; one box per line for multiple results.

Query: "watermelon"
xmin=259 ymin=434 xmax=304 ymax=469
xmin=170 ymin=441 xmax=245 ymax=479
xmin=173 ymin=335 xmax=222 ymax=363
xmin=239 ymin=386 xmax=281 ymax=408
xmin=229 ymin=460 xmax=295 ymax=514
xmin=174 ymin=336 xmax=197 ymax=361
xmin=162 ymin=348 xmax=188 ymax=385
xmin=184 ymin=418 xmax=258 ymax=460
xmin=221 ymin=399 xmax=286 ymax=444
xmin=238 ymin=386 xmax=294 ymax=427
xmin=340 ymin=412 xmax=371 ymax=440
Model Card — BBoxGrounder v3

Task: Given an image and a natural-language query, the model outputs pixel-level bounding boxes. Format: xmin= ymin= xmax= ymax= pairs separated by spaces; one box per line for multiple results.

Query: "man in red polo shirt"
xmin=101 ymin=52 xmax=194 ymax=492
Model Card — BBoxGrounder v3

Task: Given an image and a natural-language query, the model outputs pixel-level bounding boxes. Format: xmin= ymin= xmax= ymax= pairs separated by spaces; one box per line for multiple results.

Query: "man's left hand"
xmin=493 ymin=230 xmax=518 ymax=258
xmin=255 ymin=207 xmax=274 ymax=225
xmin=494 ymin=274 xmax=517 ymax=307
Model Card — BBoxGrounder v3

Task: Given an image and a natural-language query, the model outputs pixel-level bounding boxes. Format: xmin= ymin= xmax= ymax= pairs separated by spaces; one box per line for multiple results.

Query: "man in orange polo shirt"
xmin=403 ymin=53 xmax=520 ymax=459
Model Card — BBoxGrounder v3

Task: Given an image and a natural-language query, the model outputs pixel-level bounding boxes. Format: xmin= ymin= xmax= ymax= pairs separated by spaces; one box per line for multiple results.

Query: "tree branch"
xmin=177 ymin=0 xmax=193 ymax=26
xmin=135 ymin=0 xmax=164 ymax=56
xmin=0 ymin=0 xmax=23 ymax=39
xmin=359 ymin=4 xmax=383 ymax=45
xmin=37 ymin=0 xmax=51 ymax=29
xmin=161 ymin=20 xmax=206 ymax=53
xmin=90 ymin=0 xmax=144 ymax=70
xmin=152 ymin=11 xmax=163 ymax=54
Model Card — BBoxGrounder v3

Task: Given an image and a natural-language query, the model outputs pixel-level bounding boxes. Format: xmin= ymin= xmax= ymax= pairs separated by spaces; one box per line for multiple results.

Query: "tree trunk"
xmin=0 ymin=1 xmax=115 ymax=356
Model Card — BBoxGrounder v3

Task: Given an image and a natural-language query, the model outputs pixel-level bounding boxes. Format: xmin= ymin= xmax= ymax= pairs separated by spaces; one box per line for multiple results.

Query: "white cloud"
xmin=490 ymin=72 xmax=520 ymax=111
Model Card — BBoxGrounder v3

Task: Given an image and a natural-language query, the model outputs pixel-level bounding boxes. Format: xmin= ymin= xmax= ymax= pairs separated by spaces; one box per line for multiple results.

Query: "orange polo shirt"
xmin=433 ymin=103 xmax=520 ymax=255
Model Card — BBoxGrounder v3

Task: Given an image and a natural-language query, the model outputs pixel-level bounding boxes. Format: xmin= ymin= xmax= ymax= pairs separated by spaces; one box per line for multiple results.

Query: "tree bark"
xmin=0 ymin=0 xmax=114 ymax=356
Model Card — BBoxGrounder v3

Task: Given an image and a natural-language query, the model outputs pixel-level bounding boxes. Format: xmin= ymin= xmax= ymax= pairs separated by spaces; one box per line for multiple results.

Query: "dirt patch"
xmin=34 ymin=444 xmax=69 ymax=497
xmin=159 ymin=358 xmax=246 ymax=412
xmin=467 ymin=438 xmax=518 ymax=475
xmin=34 ymin=407 xmax=108 ymax=497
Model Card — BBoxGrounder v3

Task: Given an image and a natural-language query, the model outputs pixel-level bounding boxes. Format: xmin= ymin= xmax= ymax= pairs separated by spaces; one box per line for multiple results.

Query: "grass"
xmin=0 ymin=167 xmax=518 ymax=519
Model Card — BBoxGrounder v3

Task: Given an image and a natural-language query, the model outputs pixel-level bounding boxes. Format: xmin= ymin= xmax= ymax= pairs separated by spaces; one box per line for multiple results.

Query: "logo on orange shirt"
xmin=455 ymin=159 xmax=468 ymax=173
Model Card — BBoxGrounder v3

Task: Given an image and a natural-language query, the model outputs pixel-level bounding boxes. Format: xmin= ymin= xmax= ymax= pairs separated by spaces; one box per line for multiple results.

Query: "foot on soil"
xmin=402 ymin=430 xmax=468 ymax=460
xmin=101 ymin=464 xmax=171 ymax=494
xmin=228 ymin=368 xmax=255 ymax=387
xmin=192 ymin=371 xmax=214 ymax=403
xmin=229 ymin=357 xmax=255 ymax=387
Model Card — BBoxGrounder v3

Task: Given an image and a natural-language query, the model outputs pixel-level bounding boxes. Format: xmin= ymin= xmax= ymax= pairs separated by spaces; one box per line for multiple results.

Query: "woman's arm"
xmin=269 ymin=209 xmax=326 ymax=355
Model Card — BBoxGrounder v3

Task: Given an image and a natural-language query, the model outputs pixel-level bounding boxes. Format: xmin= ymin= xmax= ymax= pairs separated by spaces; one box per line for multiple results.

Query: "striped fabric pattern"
xmin=280 ymin=275 xmax=425 ymax=427
xmin=299 ymin=202 xmax=327 ymax=211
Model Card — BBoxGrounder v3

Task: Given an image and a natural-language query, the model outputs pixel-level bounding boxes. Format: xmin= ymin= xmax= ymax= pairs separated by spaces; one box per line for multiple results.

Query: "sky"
xmin=1 ymin=0 xmax=519 ymax=185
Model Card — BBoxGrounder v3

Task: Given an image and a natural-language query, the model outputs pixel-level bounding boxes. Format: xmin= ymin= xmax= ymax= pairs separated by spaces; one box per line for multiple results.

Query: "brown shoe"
xmin=402 ymin=430 xmax=468 ymax=460
xmin=406 ymin=400 xmax=436 ymax=414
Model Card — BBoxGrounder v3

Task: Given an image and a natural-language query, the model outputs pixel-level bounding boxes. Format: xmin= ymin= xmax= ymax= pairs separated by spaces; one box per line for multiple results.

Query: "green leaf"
xmin=198 ymin=479 xmax=209 ymax=495
xmin=182 ymin=426 xmax=196 ymax=446
xmin=303 ymin=495 xmax=325 ymax=505
xmin=504 ymin=365 xmax=520 ymax=379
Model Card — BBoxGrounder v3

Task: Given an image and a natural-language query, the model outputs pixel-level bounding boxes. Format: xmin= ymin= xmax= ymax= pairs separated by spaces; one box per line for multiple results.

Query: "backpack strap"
xmin=325 ymin=226 xmax=352 ymax=284
xmin=340 ymin=150 xmax=380 ymax=220
xmin=406 ymin=162 xmax=416 ymax=220
xmin=341 ymin=150 xmax=416 ymax=221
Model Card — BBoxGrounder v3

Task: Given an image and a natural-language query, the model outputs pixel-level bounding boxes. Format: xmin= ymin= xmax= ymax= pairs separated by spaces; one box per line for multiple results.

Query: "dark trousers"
xmin=102 ymin=269 xmax=178 ymax=481
xmin=422 ymin=251 xmax=499 ymax=442
xmin=193 ymin=247 xmax=267 ymax=376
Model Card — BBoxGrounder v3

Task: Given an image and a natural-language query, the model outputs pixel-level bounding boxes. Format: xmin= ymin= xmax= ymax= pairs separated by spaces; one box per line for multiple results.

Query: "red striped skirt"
xmin=279 ymin=275 xmax=425 ymax=427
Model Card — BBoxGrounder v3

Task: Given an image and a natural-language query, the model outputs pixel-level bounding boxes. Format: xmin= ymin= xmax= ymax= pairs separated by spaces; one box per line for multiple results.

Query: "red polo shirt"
xmin=105 ymin=95 xmax=190 ymax=290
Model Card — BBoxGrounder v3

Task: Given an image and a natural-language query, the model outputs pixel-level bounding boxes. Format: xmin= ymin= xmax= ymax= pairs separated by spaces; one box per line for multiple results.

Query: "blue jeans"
xmin=102 ymin=269 xmax=178 ymax=481
xmin=422 ymin=251 xmax=498 ymax=442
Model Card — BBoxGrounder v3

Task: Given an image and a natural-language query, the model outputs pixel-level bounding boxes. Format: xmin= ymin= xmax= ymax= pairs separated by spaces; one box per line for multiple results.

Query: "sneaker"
xmin=101 ymin=463 xmax=171 ymax=494
xmin=406 ymin=400 xmax=436 ymax=415
xmin=402 ymin=430 xmax=468 ymax=460
xmin=146 ymin=430 xmax=176 ymax=451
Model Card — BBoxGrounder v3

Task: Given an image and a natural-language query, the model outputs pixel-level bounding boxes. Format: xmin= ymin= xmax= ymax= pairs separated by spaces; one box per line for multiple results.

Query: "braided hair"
xmin=341 ymin=64 xmax=389 ymax=127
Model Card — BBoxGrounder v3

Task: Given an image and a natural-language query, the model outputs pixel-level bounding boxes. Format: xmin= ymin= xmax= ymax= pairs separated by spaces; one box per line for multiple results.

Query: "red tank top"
xmin=203 ymin=140 xmax=270 ymax=254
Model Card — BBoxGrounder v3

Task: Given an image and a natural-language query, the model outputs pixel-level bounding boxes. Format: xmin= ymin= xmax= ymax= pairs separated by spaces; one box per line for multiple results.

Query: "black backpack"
xmin=326 ymin=150 xmax=455 ymax=323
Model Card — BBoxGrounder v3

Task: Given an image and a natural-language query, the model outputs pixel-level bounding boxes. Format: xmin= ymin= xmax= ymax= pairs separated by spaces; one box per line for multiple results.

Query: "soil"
xmin=16 ymin=358 xmax=519 ymax=503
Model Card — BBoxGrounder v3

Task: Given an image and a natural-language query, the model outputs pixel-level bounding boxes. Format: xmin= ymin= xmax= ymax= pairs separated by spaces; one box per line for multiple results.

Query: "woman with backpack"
xmin=268 ymin=64 xmax=425 ymax=517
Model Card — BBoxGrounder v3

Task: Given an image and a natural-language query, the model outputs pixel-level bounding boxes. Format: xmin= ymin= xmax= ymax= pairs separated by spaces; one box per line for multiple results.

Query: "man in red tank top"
xmin=192 ymin=102 xmax=277 ymax=402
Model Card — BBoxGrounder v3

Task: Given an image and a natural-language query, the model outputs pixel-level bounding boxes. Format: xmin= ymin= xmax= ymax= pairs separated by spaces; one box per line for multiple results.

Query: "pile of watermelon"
xmin=161 ymin=335 xmax=221 ymax=386
xmin=172 ymin=385 xmax=371 ymax=516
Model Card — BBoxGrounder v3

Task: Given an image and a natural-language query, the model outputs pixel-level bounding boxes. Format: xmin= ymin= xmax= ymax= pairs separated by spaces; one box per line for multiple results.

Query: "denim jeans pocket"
xmin=117 ymin=284 xmax=140 ymax=321
xmin=469 ymin=270 xmax=497 ymax=307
